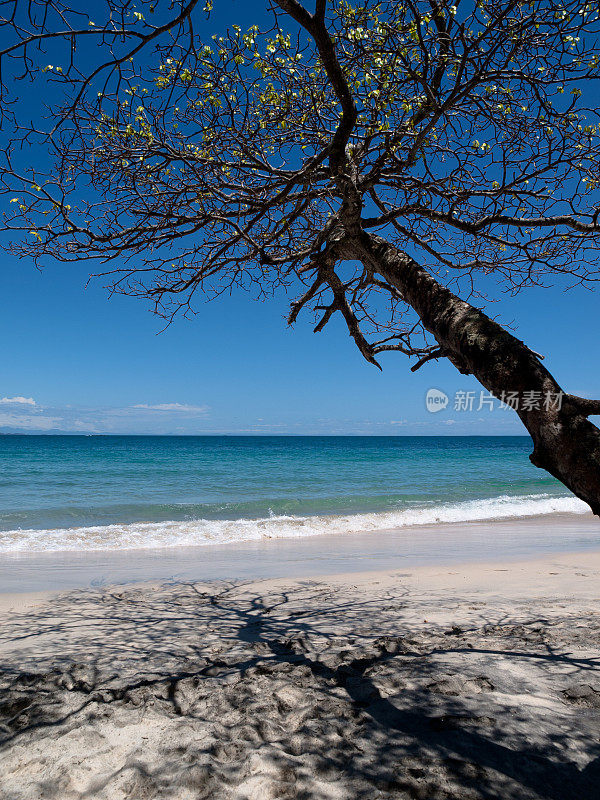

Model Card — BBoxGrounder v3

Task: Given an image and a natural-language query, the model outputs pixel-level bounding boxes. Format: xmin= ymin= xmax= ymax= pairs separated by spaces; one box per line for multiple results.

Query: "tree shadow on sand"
xmin=1 ymin=579 xmax=599 ymax=799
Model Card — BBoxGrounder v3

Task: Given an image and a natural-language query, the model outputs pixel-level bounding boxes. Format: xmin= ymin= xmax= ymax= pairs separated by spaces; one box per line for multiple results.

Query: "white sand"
xmin=1 ymin=542 xmax=599 ymax=799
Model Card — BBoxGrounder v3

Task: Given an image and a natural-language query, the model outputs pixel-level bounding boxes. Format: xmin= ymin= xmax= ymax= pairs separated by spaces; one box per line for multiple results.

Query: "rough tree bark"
xmin=342 ymin=231 xmax=600 ymax=515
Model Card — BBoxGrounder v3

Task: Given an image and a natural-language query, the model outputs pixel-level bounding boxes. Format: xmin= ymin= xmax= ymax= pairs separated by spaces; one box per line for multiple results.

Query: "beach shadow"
xmin=1 ymin=578 xmax=599 ymax=799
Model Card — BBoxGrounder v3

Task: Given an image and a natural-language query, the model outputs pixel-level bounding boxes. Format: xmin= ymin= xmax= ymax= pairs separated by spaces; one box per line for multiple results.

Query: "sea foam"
xmin=0 ymin=493 xmax=589 ymax=553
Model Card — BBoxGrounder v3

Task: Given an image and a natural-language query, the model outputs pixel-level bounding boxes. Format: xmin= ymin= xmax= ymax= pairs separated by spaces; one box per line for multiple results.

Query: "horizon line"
xmin=0 ymin=432 xmax=531 ymax=438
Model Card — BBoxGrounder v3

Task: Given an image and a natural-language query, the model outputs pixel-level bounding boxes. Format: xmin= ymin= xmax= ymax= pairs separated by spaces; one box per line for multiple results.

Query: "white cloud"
xmin=0 ymin=412 xmax=60 ymax=430
xmin=131 ymin=403 xmax=208 ymax=413
xmin=0 ymin=396 xmax=36 ymax=406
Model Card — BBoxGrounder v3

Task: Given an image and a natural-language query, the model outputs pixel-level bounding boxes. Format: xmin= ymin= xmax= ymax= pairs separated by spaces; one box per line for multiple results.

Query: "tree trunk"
xmin=351 ymin=231 xmax=600 ymax=516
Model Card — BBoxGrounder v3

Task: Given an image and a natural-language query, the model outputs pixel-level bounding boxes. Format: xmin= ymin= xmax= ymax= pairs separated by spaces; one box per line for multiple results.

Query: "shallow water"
xmin=0 ymin=435 xmax=586 ymax=553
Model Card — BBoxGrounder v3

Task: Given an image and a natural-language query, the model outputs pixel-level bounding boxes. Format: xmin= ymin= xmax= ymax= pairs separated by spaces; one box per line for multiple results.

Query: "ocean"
xmin=0 ymin=435 xmax=587 ymax=554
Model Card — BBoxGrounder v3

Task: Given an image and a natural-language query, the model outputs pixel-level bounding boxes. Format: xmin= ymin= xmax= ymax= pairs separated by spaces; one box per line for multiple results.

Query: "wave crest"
xmin=0 ymin=493 xmax=588 ymax=554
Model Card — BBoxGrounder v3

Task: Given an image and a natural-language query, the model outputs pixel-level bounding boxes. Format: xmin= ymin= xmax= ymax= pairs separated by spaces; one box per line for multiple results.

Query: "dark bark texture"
xmin=347 ymin=232 xmax=600 ymax=516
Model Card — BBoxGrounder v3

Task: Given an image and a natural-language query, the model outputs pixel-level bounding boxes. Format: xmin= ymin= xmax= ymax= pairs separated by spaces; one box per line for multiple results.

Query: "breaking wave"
xmin=0 ymin=493 xmax=589 ymax=553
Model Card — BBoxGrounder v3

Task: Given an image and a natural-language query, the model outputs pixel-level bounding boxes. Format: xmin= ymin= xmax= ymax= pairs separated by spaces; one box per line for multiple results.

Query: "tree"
xmin=2 ymin=0 xmax=600 ymax=511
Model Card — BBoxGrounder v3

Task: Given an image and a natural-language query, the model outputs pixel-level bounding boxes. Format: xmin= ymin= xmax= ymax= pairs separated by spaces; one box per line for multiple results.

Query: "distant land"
xmin=0 ymin=428 xmax=100 ymax=436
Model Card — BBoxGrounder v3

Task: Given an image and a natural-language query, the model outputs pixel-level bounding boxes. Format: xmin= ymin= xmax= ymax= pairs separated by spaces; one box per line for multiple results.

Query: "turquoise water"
xmin=0 ymin=435 xmax=584 ymax=552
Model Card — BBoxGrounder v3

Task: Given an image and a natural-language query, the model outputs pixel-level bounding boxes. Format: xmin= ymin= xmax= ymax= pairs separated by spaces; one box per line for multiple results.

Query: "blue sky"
xmin=1 ymin=1 xmax=599 ymax=435
xmin=2 ymin=248 xmax=599 ymax=434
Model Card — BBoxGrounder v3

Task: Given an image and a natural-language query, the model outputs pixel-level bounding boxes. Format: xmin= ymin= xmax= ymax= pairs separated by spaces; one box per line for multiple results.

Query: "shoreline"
xmin=1 ymin=545 xmax=599 ymax=615
xmin=0 ymin=510 xmax=598 ymax=594
xmin=0 ymin=494 xmax=588 ymax=554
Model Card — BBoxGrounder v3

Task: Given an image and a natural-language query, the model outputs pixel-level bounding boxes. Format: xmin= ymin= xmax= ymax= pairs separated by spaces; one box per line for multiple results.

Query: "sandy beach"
xmin=1 ymin=517 xmax=599 ymax=800
xmin=4 ymin=0 xmax=600 ymax=790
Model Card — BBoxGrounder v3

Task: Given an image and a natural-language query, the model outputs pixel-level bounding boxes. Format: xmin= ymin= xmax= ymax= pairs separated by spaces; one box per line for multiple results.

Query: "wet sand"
xmin=0 ymin=512 xmax=598 ymax=594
